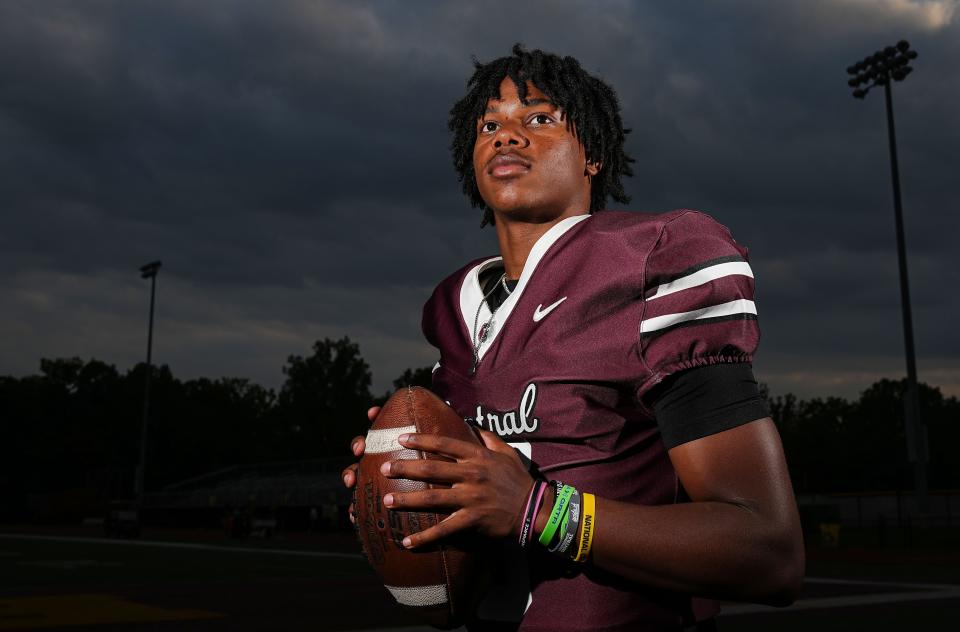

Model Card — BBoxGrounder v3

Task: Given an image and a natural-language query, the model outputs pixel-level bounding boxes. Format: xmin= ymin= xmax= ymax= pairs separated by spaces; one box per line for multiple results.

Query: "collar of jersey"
xmin=459 ymin=213 xmax=591 ymax=364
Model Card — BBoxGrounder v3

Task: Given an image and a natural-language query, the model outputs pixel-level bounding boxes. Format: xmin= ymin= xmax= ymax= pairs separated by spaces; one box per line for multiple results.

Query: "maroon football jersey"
xmin=422 ymin=210 xmax=759 ymax=631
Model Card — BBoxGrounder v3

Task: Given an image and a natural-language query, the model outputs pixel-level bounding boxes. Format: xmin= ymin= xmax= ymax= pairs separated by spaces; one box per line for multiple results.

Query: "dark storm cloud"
xmin=1 ymin=0 xmax=957 ymax=396
xmin=0 ymin=0 xmax=475 ymax=285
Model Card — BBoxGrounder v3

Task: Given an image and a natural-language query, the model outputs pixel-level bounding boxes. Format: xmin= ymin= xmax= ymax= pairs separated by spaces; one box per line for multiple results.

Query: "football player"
xmin=343 ymin=44 xmax=803 ymax=631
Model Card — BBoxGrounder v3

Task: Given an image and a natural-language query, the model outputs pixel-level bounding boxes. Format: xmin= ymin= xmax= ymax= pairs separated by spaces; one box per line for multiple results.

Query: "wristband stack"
xmin=518 ymin=478 xmax=596 ymax=563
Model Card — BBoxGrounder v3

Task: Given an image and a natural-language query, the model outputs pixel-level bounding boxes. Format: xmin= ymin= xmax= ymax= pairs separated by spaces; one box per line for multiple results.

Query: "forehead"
xmin=484 ymin=77 xmax=553 ymax=112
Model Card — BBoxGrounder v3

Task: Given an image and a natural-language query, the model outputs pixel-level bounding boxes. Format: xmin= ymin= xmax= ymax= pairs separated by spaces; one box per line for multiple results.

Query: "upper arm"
xmin=668 ymin=417 xmax=799 ymax=525
xmin=668 ymin=417 xmax=806 ymax=604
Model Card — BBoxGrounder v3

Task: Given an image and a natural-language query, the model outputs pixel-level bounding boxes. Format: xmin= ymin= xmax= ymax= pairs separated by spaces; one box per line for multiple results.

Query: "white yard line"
xmin=0 ymin=533 xmax=364 ymax=560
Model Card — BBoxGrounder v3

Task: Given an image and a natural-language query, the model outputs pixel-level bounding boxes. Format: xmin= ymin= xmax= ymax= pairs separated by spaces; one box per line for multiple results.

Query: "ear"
xmin=585 ymin=160 xmax=602 ymax=177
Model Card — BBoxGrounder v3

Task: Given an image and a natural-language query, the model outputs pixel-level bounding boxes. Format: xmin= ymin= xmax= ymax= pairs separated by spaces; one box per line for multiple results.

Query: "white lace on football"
xmin=385 ymin=584 xmax=449 ymax=606
xmin=365 ymin=425 xmax=417 ymax=454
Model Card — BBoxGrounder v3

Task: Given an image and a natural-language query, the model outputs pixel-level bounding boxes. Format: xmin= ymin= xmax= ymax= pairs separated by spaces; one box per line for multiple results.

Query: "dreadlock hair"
xmin=449 ymin=43 xmax=634 ymax=226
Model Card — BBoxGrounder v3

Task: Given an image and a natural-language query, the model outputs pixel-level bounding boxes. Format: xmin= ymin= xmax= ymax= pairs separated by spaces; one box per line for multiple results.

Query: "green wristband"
xmin=550 ymin=488 xmax=580 ymax=555
xmin=538 ymin=484 xmax=574 ymax=547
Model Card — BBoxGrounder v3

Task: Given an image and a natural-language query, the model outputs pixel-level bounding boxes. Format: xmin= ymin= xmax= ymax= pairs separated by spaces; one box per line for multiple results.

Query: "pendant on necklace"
xmin=478 ymin=321 xmax=492 ymax=343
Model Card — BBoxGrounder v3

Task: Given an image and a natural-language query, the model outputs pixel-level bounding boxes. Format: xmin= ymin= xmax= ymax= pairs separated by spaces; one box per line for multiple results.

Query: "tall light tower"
xmin=846 ymin=41 xmax=928 ymax=514
xmin=135 ymin=260 xmax=162 ymax=502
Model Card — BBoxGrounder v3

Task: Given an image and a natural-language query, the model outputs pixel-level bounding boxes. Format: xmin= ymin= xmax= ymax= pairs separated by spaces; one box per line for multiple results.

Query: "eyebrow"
xmin=485 ymin=97 xmax=555 ymax=113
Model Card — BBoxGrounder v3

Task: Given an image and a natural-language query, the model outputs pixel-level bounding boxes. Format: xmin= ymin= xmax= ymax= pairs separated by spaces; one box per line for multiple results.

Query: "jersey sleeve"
xmin=636 ymin=211 xmax=760 ymax=400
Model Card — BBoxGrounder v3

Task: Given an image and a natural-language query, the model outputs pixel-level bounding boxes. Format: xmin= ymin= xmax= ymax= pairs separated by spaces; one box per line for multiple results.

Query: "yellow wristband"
xmin=574 ymin=493 xmax=596 ymax=563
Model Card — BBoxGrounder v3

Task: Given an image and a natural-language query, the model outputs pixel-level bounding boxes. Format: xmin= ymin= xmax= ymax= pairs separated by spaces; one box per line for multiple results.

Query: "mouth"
xmin=487 ymin=153 xmax=531 ymax=178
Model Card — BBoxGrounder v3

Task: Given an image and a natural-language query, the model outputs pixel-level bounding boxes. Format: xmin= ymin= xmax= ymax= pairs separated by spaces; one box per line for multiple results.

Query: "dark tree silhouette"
xmin=3 ymin=346 xmax=958 ymax=525
xmin=150 ymin=376 xmax=277 ymax=487
xmin=769 ymin=378 xmax=960 ymax=493
xmin=277 ymin=337 xmax=374 ymax=458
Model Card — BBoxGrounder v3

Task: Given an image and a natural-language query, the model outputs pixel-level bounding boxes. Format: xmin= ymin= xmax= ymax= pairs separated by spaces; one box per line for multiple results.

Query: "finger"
xmin=367 ymin=406 xmax=381 ymax=422
xmin=477 ymin=429 xmax=513 ymax=455
xmin=398 ymin=432 xmax=484 ymax=460
xmin=350 ymin=436 xmax=366 ymax=457
xmin=380 ymin=458 xmax=466 ymax=483
xmin=383 ymin=488 xmax=462 ymax=512
xmin=349 ymin=485 xmax=358 ymax=526
xmin=402 ymin=510 xmax=472 ymax=549
xmin=341 ymin=463 xmax=359 ymax=488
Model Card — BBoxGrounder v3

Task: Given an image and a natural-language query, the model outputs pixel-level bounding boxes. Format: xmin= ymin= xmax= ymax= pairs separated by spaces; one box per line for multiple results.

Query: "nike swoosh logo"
xmin=533 ymin=297 xmax=567 ymax=322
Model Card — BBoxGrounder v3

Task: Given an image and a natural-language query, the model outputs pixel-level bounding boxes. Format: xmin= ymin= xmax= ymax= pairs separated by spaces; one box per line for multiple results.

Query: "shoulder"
xmin=635 ymin=210 xmax=750 ymax=287
xmin=581 ymin=209 xmax=739 ymax=246
xmin=586 ymin=208 xmax=724 ymax=230
xmin=573 ymin=209 xmax=746 ymax=273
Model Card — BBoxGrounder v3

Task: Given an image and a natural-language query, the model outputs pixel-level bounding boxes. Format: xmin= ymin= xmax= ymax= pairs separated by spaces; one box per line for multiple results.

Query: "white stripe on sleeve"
xmin=641 ymin=299 xmax=757 ymax=334
xmin=648 ymin=261 xmax=754 ymax=301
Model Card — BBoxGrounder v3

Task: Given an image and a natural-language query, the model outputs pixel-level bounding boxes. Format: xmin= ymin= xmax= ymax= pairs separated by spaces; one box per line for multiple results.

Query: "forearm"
xmin=589 ymin=496 xmax=803 ymax=605
xmin=531 ymin=421 xmax=805 ymax=605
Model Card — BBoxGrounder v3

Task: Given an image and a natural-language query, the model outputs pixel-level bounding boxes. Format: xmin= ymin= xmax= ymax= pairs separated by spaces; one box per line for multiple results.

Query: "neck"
xmin=493 ymin=209 xmax=587 ymax=280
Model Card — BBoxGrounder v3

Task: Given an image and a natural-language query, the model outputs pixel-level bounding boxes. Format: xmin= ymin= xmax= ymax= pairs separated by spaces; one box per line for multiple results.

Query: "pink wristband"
xmin=518 ymin=479 xmax=547 ymax=547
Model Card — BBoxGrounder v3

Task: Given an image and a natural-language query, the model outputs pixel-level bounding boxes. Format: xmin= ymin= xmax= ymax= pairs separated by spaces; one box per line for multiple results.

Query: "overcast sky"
xmin=1 ymin=0 xmax=958 ymax=399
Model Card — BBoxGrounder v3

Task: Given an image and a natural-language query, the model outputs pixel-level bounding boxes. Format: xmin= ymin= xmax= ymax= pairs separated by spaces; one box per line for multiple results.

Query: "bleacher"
xmin=144 ymin=457 xmax=354 ymax=511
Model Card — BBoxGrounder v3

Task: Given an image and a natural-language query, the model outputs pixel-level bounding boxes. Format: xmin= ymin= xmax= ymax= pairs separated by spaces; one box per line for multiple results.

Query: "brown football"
xmin=356 ymin=386 xmax=487 ymax=629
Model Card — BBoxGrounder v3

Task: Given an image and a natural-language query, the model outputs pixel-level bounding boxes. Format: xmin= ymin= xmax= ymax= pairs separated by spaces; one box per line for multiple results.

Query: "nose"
xmin=493 ymin=122 xmax=528 ymax=149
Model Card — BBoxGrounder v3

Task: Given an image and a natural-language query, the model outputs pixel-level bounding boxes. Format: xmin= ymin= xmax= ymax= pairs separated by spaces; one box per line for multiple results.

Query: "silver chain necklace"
xmin=471 ymin=272 xmax=509 ymax=374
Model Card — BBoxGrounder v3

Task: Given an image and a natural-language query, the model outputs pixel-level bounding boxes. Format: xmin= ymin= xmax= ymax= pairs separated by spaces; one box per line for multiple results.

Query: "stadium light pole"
xmin=135 ymin=260 xmax=162 ymax=503
xmin=846 ymin=41 xmax=928 ymax=514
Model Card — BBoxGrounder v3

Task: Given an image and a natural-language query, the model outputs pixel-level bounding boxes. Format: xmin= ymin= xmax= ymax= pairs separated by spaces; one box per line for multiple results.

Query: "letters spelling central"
xmin=474 ymin=382 xmax=540 ymax=437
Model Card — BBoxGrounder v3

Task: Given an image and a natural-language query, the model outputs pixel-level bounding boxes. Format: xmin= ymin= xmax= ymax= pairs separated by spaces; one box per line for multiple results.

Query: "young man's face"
xmin=473 ymin=77 xmax=598 ymax=223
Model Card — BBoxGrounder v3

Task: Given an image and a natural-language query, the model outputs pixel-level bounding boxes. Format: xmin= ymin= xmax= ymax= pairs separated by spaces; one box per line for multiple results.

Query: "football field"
xmin=1 ymin=531 xmax=958 ymax=631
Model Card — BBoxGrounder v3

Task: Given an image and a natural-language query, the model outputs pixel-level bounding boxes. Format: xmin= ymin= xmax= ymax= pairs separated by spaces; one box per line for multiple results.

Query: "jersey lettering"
xmin=473 ymin=382 xmax=540 ymax=437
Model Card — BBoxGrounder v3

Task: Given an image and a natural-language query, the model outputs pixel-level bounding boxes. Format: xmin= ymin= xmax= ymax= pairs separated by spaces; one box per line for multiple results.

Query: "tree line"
xmin=1 ymin=337 xmax=957 ymax=518
xmin=0 ymin=338 xmax=430 ymax=514
xmin=769 ymin=379 xmax=959 ymax=494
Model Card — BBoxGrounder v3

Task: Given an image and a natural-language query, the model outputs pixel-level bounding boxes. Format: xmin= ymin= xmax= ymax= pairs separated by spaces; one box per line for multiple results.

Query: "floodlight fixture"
xmin=846 ymin=41 xmax=918 ymax=100
xmin=140 ymin=260 xmax=162 ymax=279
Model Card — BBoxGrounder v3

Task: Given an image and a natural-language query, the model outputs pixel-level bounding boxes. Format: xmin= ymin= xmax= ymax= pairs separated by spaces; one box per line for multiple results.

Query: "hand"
xmin=380 ymin=429 xmax=534 ymax=548
xmin=342 ymin=406 xmax=380 ymax=526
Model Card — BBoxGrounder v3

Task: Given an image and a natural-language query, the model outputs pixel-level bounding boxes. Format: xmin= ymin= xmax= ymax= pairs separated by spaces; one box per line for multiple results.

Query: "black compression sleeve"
xmin=650 ymin=363 xmax=770 ymax=450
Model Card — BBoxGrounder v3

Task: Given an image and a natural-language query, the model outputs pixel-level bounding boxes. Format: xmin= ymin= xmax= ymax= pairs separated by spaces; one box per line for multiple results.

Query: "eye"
xmin=479 ymin=121 xmax=499 ymax=134
xmin=528 ymin=113 xmax=554 ymax=127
